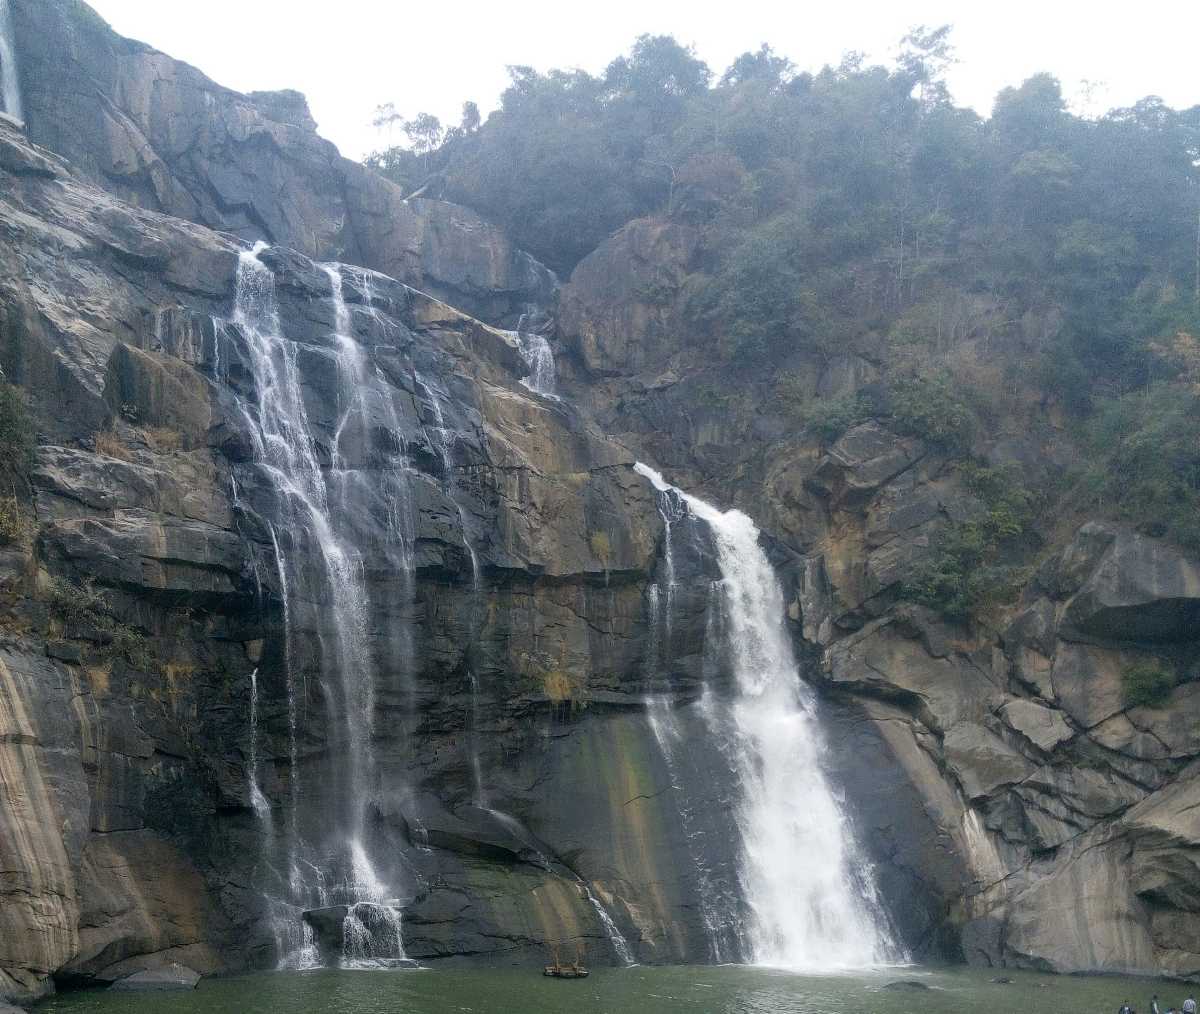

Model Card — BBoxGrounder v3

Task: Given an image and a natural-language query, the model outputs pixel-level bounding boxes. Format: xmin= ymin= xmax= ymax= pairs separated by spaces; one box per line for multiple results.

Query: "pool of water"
xmin=35 ymin=964 xmax=1188 ymax=1014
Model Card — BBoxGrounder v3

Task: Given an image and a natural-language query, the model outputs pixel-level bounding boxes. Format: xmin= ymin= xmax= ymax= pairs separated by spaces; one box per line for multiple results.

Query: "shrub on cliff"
xmin=789 ymin=390 xmax=871 ymax=444
xmin=1081 ymin=384 xmax=1200 ymax=551
xmin=902 ymin=463 xmax=1037 ymax=619
xmin=0 ymin=382 xmax=34 ymax=479
xmin=46 ymin=577 xmax=154 ymax=669
xmin=0 ymin=495 xmax=31 ymax=547
xmin=889 ymin=372 xmax=975 ymax=452
xmin=1122 ymin=662 xmax=1177 ymax=708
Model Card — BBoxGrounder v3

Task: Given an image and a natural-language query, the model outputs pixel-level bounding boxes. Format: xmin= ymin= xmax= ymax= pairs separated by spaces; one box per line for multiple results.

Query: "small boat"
xmin=543 ymin=944 xmax=589 ymax=978
xmin=543 ymin=965 xmax=589 ymax=978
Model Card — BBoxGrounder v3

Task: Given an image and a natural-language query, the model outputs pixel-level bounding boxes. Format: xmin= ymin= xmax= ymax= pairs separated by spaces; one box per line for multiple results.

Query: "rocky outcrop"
xmin=8 ymin=0 xmax=558 ymax=328
xmin=559 ymin=218 xmax=698 ymax=377
xmin=110 ymin=963 xmax=201 ymax=991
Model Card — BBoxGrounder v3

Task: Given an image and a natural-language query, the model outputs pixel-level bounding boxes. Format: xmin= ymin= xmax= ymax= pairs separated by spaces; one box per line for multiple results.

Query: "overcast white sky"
xmin=85 ymin=0 xmax=1200 ymax=161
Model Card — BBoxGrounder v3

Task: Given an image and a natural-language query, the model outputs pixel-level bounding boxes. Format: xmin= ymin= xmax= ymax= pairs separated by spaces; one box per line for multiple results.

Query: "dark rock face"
xmin=558 ymin=218 xmax=698 ymax=378
xmin=0 ymin=114 xmax=741 ymax=1001
xmin=8 ymin=0 xmax=558 ymax=329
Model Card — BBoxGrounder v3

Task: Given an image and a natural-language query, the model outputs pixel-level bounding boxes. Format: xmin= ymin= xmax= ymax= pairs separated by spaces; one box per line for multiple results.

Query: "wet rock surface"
xmin=0 ymin=111 xmax=716 ymax=1000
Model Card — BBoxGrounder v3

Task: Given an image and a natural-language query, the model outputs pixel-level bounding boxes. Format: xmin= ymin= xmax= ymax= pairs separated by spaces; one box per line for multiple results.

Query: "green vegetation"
xmin=368 ymin=29 xmax=1200 ymax=554
xmin=47 ymin=576 xmax=154 ymax=669
xmin=789 ymin=390 xmax=871 ymax=444
xmin=1122 ymin=662 xmax=1177 ymax=708
xmin=0 ymin=383 xmax=36 ymax=546
xmin=0 ymin=495 xmax=31 ymax=546
xmin=589 ymin=531 xmax=613 ymax=572
xmin=903 ymin=464 xmax=1037 ymax=619
xmin=1078 ymin=384 xmax=1200 ymax=550
xmin=890 ymin=372 xmax=974 ymax=452
xmin=0 ymin=382 xmax=34 ymax=478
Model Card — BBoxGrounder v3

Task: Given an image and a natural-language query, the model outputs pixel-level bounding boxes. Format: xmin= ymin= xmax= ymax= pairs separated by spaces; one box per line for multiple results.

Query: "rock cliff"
xmin=8 ymin=0 xmax=556 ymax=329
xmin=0 ymin=113 xmax=721 ymax=1000
xmin=556 ymin=217 xmax=1200 ymax=977
xmin=1 ymin=0 xmax=1199 ymax=1002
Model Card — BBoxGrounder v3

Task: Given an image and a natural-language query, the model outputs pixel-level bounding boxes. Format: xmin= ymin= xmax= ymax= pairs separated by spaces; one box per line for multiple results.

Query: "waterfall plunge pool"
xmin=36 ymin=965 xmax=1185 ymax=1014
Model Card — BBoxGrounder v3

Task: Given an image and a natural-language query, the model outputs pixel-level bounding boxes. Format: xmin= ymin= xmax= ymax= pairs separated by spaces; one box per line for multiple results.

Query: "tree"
xmin=720 ymin=44 xmax=794 ymax=89
xmin=404 ymin=113 xmax=444 ymax=169
xmin=896 ymin=24 xmax=954 ymax=107
xmin=460 ymin=101 xmax=481 ymax=133
xmin=372 ymin=101 xmax=402 ymax=142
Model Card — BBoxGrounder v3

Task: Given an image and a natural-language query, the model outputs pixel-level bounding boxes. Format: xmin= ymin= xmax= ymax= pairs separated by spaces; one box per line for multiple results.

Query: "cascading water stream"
xmin=0 ymin=0 xmax=23 ymax=126
xmin=232 ymin=246 xmax=408 ymax=967
xmin=516 ymin=332 xmax=557 ymax=398
xmin=634 ymin=462 xmax=904 ymax=970
xmin=503 ymin=314 xmax=558 ymax=399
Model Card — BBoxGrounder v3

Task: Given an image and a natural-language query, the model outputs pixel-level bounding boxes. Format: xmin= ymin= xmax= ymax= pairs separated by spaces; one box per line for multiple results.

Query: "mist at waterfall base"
xmin=36 ymin=966 xmax=1185 ymax=1014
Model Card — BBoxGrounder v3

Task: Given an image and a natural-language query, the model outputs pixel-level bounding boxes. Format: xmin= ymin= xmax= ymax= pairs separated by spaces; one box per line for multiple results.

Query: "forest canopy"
xmin=366 ymin=29 xmax=1200 ymax=563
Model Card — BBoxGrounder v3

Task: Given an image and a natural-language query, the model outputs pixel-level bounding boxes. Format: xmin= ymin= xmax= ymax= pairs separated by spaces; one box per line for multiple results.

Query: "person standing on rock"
xmin=1182 ymin=995 xmax=1196 ymax=1014
xmin=1119 ymin=1002 xmax=1133 ymax=1014
xmin=1152 ymin=995 xmax=1161 ymax=1014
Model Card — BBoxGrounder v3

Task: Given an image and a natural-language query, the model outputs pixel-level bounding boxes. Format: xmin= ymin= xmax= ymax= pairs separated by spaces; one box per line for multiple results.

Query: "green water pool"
xmin=34 ymin=964 xmax=1189 ymax=1014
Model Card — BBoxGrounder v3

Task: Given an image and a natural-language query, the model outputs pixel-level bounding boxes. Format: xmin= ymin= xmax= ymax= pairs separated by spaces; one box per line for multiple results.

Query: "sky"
xmin=85 ymin=0 xmax=1200 ymax=161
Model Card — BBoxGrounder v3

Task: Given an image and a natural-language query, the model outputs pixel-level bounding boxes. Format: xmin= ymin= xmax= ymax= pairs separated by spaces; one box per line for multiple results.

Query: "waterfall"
xmin=516 ymin=332 xmax=557 ymax=398
xmin=232 ymin=246 xmax=409 ymax=967
xmin=0 ymin=0 xmax=22 ymax=127
xmin=634 ymin=462 xmax=903 ymax=970
xmin=504 ymin=315 xmax=557 ymax=398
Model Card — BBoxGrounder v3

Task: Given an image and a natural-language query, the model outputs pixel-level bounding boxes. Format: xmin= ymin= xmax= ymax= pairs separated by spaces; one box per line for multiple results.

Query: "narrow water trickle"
xmin=0 ymin=0 xmax=23 ymax=126
xmin=248 ymin=668 xmax=271 ymax=826
xmin=635 ymin=462 xmax=905 ymax=970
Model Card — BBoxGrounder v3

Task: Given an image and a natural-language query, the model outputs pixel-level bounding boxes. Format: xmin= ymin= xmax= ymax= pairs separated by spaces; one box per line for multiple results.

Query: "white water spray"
xmin=516 ymin=331 xmax=557 ymax=398
xmin=635 ymin=462 xmax=903 ymax=970
xmin=0 ymin=0 xmax=23 ymax=127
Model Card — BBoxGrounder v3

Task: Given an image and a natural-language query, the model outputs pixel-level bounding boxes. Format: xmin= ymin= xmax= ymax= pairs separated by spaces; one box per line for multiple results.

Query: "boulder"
xmin=1057 ymin=523 xmax=1200 ymax=642
xmin=303 ymin=907 xmax=349 ymax=961
xmin=999 ymin=698 xmax=1075 ymax=753
xmin=559 ymin=218 xmax=698 ymax=376
xmin=809 ymin=422 xmax=926 ymax=502
xmin=1003 ymin=833 xmax=1156 ymax=974
xmin=110 ymin=963 xmax=200 ymax=992
xmin=944 ymin=723 xmax=1035 ymax=800
xmin=1050 ymin=643 xmax=1131 ymax=730
xmin=825 ymin=618 xmax=1000 ymax=732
